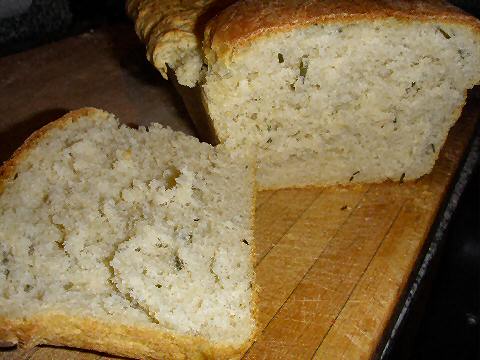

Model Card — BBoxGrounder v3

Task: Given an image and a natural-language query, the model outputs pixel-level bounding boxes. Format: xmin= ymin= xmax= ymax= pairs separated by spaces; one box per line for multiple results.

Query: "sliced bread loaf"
xmin=0 ymin=108 xmax=256 ymax=359
xmin=128 ymin=0 xmax=480 ymax=189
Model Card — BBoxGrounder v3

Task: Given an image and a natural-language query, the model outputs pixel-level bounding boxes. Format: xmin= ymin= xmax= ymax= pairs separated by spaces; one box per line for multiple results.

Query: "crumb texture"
xmin=0 ymin=110 xmax=255 ymax=347
xmin=203 ymin=20 xmax=480 ymax=188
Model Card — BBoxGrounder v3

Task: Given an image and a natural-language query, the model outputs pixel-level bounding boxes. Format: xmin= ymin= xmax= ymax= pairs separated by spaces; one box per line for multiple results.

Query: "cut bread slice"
xmin=128 ymin=0 xmax=480 ymax=189
xmin=0 ymin=108 xmax=256 ymax=359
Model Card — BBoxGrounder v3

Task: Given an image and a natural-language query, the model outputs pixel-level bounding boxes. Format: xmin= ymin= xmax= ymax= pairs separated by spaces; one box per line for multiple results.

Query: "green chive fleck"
xmin=63 ymin=282 xmax=73 ymax=290
xmin=174 ymin=255 xmax=184 ymax=271
xmin=349 ymin=171 xmax=360 ymax=182
xmin=437 ymin=27 xmax=451 ymax=39
xmin=299 ymin=57 xmax=308 ymax=78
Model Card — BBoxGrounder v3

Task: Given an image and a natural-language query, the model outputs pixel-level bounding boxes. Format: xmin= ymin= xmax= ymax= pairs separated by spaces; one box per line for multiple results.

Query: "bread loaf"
xmin=128 ymin=0 xmax=480 ymax=189
xmin=0 ymin=108 xmax=256 ymax=359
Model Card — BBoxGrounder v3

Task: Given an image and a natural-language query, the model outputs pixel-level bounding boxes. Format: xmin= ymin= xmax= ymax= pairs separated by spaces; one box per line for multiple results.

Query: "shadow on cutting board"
xmin=0 ymin=108 xmax=68 ymax=164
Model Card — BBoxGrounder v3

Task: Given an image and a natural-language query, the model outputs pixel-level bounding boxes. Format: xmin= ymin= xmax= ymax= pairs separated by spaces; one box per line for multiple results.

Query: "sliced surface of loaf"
xmin=0 ymin=108 xmax=256 ymax=359
xmin=128 ymin=0 xmax=480 ymax=189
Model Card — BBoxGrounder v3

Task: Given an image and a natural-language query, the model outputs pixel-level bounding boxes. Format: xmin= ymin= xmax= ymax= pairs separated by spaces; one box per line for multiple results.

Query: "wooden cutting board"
xmin=0 ymin=24 xmax=478 ymax=360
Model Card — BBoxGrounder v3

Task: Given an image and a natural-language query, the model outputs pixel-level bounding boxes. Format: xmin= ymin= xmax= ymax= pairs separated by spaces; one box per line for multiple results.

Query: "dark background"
xmin=0 ymin=1 xmax=479 ymax=359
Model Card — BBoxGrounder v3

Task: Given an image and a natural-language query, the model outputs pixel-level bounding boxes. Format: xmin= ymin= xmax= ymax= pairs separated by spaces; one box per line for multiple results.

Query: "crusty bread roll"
xmin=0 ymin=108 xmax=256 ymax=359
xmin=128 ymin=0 xmax=480 ymax=189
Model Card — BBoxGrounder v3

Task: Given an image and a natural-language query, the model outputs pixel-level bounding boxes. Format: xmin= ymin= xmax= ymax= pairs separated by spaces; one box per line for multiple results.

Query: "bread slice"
xmin=0 ymin=108 xmax=256 ymax=359
xmin=128 ymin=0 xmax=480 ymax=189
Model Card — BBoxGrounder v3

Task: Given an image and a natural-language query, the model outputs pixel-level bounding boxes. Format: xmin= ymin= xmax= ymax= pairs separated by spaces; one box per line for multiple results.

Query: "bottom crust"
xmin=0 ymin=312 xmax=251 ymax=360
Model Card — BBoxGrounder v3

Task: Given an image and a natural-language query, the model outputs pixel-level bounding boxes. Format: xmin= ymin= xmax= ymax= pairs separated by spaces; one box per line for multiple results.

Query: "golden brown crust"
xmin=126 ymin=0 xmax=240 ymax=85
xmin=204 ymin=0 xmax=480 ymax=62
xmin=0 ymin=313 xmax=250 ymax=359
xmin=126 ymin=0 xmax=214 ymax=80
xmin=0 ymin=107 xmax=257 ymax=359
xmin=126 ymin=0 xmax=211 ymax=43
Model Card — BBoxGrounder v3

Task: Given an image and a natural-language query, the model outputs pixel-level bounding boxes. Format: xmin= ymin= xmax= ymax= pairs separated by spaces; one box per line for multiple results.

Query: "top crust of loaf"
xmin=128 ymin=0 xmax=480 ymax=85
xmin=204 ymin=0 xmax=480 ymax=63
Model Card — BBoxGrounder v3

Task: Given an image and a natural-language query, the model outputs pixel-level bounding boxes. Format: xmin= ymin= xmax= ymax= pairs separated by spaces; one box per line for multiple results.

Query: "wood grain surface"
xmin=0 ymin=25 xmax=478 ymax=360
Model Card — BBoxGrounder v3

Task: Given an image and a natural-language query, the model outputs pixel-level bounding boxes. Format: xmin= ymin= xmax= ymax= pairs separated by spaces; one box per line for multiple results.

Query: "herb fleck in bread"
xmin=128 ymin=0 xmax=480 ymax=189
xmin=0 ymin=108 xmax=256 ymax=359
